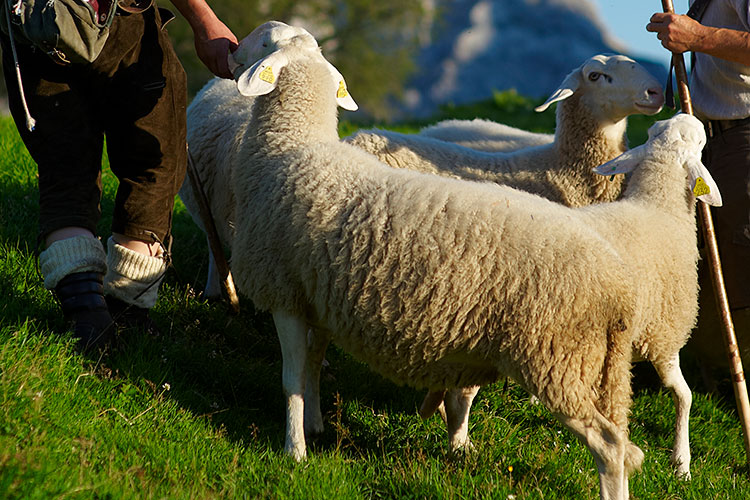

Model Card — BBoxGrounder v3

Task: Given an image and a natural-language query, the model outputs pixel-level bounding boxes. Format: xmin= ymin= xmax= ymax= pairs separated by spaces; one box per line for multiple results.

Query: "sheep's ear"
xmin=686 ymin=157 xmax=722 ymax=206
xmin=535 ymin=70 xmax=578 ymax=112
xmin=593 ymin=146 xmax=647 ymax=176
xmin=235 ymin=51 xmax=289 ymax=96
xmin=325 ymin=61 xmax=358 ymax=111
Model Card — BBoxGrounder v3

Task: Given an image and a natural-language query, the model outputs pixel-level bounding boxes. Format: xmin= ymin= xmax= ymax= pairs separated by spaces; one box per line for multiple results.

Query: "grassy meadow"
xmin=1 ymin=92 xmax=749 ymax=499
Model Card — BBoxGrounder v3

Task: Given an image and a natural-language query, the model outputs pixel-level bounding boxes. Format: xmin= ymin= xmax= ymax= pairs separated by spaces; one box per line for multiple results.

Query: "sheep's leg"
xmin=654 ymin=353 xmax=692 ymax=479
xmin=304 ymin=327 xmax=330 ymax=436
xmin=204 ymin=241 xmax=223 ymax=299
xmin=272 ymin=310 xmax=308 ymax=461
xmin=419 ymin=390 xmax=446 ymax=419
xmin=558 ymin=412 xmax=631 ymax=500
xmin=442 ymin=386 xmax=480 ymax=452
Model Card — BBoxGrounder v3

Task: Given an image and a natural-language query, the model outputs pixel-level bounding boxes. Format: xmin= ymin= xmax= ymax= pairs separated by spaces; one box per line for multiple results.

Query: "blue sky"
xmin=595 ymin=0 xmax=691 ymax=68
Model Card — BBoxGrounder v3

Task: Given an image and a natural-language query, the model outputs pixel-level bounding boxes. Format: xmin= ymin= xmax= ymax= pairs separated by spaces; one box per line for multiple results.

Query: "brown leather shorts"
xmin=1 ymin=3 xmax=187 ymax=245
xmin=702 ymin=119 xmax=750 ymax=310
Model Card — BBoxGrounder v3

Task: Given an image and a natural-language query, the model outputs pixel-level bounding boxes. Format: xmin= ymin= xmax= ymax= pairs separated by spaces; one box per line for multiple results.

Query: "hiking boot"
xmin=55 ymin=271 xmax=116 ymax=352
xmin=105 ymin=295 xmax=161 ymax=336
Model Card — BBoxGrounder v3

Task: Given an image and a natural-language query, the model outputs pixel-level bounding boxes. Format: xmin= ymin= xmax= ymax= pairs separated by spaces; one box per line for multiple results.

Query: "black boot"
xmin=105 ymin=296 xmax=160 ymax=337
xmin=55 ymin=271 xmax=116 ymax=352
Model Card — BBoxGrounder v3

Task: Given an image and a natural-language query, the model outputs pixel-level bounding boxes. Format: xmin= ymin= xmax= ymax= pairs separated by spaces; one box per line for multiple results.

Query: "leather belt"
xmin=706 ymin=116 xmax=750 ymax=137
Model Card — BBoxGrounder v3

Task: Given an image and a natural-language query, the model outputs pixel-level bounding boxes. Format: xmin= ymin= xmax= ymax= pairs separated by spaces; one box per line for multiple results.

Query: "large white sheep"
xmin=214 ymin=22 xmax=728 ymax=499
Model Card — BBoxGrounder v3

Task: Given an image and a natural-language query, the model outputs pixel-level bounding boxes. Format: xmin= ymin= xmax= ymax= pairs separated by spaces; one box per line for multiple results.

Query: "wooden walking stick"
xmin=186 ymin=146 xmax=241 ymax=314
xmin=660 ymin=0 xmax=750 ymax=471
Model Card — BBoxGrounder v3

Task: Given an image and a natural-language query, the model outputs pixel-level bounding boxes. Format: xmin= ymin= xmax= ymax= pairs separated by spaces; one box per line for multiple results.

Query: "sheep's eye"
xmin=263 ymin=42 xmax=268 ymax=48
xmin=589 ymin=72 xmax=601 ymax=82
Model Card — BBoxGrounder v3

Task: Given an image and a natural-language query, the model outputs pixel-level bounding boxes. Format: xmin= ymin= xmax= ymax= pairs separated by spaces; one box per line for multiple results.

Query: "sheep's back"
xmin=232 ymin=143 xmax=637 ymax=416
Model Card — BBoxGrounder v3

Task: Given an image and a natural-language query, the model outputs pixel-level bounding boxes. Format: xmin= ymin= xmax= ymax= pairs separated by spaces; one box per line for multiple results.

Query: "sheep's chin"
xmin=634 ymin=102 xmax=663 ymax=115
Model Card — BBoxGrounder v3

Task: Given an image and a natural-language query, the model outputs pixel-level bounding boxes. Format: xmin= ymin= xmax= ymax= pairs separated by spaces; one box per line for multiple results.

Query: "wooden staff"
xmin=660 ymin=0 xmax=750 ymax=470
xmin=186 ymin=146 xmax=241 ymax=314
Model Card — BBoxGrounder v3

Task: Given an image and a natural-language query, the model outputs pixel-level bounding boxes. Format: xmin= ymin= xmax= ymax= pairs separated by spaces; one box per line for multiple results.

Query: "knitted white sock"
xmin=38 ymin=235 xmax=107 ymax=289
xmin=103 ymin=237 xmax=168 ymax=309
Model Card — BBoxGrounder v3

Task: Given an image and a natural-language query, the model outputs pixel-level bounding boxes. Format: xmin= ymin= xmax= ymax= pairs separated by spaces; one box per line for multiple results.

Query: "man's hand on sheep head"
xmin=228 ymin=21 xmax=318 ymax=81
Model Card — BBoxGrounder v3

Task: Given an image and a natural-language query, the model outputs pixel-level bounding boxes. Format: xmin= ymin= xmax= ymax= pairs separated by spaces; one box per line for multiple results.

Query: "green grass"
xmin=1 ymin=97 xmax=749 ymax=499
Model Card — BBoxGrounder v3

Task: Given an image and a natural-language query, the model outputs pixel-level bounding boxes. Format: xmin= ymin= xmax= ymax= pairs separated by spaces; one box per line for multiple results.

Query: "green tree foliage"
xmin=165 ymin=0 xmax=425 ymax=120
xmin=0 ymin=0 xmax=424 ymax=120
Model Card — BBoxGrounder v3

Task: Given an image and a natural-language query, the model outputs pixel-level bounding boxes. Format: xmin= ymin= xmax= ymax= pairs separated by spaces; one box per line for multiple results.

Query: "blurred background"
xmin=0 ymin=0 xmax=690 ymax=122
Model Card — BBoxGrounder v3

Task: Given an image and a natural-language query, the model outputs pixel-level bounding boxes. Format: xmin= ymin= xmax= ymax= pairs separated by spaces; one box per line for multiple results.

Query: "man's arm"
xmin=647 ymin=12 xmax=750 ymax=66
xmin=169 ymin=0 xmax=238 ymax=78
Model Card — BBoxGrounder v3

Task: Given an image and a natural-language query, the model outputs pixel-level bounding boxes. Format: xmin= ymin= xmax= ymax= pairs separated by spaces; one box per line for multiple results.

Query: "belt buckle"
xmin=705 ymin=120 xmax=715 ymax=138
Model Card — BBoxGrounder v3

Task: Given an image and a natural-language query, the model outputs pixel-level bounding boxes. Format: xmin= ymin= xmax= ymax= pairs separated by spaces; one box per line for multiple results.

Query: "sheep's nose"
xmin=648 ymin=87 xmax=665 ymax=106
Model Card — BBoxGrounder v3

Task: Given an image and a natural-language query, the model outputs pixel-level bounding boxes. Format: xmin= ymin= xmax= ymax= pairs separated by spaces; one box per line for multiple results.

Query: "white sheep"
xmin=180 ymin=21 xmax=322 ymax=299
xmin=416 ymin=54 xmax=663 ymax=154
xmin=217 ymin=23 xmax=711 ymax=499
xmin=418 ymin=117 xmax=554 ymax=152
xmin=345 ymin=53 xmax=664 ymax=209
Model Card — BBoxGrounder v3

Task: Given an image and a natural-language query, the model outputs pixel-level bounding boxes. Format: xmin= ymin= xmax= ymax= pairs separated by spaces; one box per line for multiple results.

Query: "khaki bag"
xmin=1 ymin=0 xmax=117 ymax=64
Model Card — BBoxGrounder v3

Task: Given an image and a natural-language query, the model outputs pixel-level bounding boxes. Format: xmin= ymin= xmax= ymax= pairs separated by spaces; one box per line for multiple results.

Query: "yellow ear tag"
xmin=337 ymin=80 xmax=349 ymax=99
xmin=259 ymin=66 xmax=275 ymax=84
xmin=693 ymin=177 xmax=711 ymax=197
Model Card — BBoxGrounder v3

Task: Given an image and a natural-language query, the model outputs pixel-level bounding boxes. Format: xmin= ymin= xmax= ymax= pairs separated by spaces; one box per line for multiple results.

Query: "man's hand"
xmin=192 ymin=18 xmax=238 ymax=79
xmin=647 ymin=12 xmax=750 ymax=65
xmin=646 ymin=12 xmax=707 ymax=54
xmin=169 ymin=0 xmax=239 ymax=79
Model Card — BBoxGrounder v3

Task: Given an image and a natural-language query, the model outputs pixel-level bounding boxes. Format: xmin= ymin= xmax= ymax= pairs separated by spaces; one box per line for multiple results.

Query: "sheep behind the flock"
xmin=223 ymin=23 xmax=659 ymax=500
xmin=418 ymin=117 xmax=554 ymax=152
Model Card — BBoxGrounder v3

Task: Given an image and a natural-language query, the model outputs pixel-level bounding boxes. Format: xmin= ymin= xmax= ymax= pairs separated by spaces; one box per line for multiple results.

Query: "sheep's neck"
xmin=555 ymin=95 xmax=628 ymax=204
xmin=623 ymin=149 xmax=696 ymax=216
xmin=251 ymin=63 xmax=341 ymax=149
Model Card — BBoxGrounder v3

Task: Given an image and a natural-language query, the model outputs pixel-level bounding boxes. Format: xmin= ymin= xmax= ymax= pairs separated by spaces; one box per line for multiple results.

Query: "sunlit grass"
xmin=1 ymin=101 xmax=747 ymax=499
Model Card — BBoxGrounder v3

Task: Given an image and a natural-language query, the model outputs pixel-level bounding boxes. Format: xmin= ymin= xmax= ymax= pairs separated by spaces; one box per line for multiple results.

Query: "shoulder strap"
xmin=686 ymin=0 xmax=713 ymax=22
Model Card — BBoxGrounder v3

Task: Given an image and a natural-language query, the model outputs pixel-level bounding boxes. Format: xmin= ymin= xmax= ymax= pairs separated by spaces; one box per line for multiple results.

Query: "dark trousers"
xmin=702 ymin=120 xmax=750 ymax=310
xmin=1 ymin=4 xmax=187 ymax=245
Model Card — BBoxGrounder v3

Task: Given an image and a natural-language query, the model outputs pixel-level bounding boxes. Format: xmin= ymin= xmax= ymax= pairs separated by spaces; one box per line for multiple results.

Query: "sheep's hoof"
xmin=449 ymin=439 xmax=476 ymax=457
xmin=285 ymin=444 xmax=307 ymax=462
xmin=671 ymin=457 xmax=691 ymax=480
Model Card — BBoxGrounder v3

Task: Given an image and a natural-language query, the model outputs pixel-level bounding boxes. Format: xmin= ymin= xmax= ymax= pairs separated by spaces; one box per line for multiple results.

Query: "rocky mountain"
xmin=401 ymin=0 xmax=668 ymax=117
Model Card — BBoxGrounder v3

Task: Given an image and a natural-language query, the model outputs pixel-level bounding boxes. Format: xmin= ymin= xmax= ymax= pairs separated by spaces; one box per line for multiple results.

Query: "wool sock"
xmin=39 ymin=235 xmax=107 ymax=289
xmin=103 ymin=237 xmax=167 ymax=309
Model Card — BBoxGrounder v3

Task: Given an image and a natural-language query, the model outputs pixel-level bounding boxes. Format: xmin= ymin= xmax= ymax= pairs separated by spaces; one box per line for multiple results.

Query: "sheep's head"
xmin=535 ymin=54 xmax=664 ymax=122
xmin=228 ymin=21 xmax=318 ymax=78
xmin=593 ymin=113 xmax=722 ymax=206
xmin=228 ymin=21 xmax=357 ymax=111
